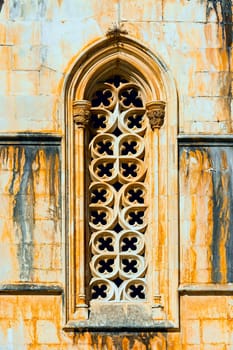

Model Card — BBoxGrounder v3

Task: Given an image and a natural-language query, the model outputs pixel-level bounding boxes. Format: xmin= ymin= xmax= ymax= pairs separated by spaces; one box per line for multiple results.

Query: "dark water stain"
xmin=38 ymin=0 xmax=47 ymax=18
xmin=13 ymin=147 xmax=37 ymax=281
xmin=180 ymin=146 xmax=233 ymax=283
xmin=0 ymin=0 xmax=4 ymax=12
xmin=9 ymin=0 xmax=47 ymax=19
xmin=44 ymin=146 xmax=61 ymax=232
xmin=206 ymin=1 xmax=232 ymax=131
xmin=80 ymin=332 xmax=167 ymax=349
xmin=207 ymin=147 xmax=233 ymax=282
xmin=207 ymin=0 xmax=233 ymax=49
xmin=2 ymin=144 xmax=61 ymax=282
xmin=209 ymin=149 xmax=225 ymax=282
xmin=9 ymin=0 xmax=21 ymax=18
xmin=223 ymin=148 xmax=233 ymax=282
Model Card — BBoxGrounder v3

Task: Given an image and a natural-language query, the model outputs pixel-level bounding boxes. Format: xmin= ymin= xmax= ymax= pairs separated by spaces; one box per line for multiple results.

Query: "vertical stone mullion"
xmin=146 ymin=101 xmax=166 ymax=318
xmin=73 ymin=100 xmax=91 ymax=319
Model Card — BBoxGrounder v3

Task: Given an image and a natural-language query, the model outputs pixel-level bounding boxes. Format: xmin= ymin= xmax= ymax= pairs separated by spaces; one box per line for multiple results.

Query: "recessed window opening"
xmin=65 ymin=36 xmax=178 ymax=329
xmin=88 ymin=74 xmax=148 ymax=302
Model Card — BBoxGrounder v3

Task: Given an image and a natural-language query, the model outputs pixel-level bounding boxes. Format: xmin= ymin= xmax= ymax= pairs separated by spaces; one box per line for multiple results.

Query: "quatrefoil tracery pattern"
xmin=89 ymin=77 xmax=148 ymax=301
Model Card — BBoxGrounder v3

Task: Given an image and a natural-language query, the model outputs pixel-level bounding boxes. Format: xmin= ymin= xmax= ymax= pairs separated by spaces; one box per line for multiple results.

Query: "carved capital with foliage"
xmin=73 ymin=100 xmax=91 ymax=128
xmin=146 ymin=101 xmax=166 ymax=130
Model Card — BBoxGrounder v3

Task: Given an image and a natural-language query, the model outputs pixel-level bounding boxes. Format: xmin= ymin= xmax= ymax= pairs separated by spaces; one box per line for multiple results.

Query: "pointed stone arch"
xmin=64 ymin=35 xmax=179 ymax=330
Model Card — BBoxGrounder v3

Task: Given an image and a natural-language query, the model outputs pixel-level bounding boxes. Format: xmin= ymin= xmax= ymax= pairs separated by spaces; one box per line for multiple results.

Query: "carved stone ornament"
xmin=88 ymin=76 xmax=147 ymax=302
xmin=146 ymin=101 xmax=166 ymax=130
xmin=73 ymin=100 xmax=91 ymax=127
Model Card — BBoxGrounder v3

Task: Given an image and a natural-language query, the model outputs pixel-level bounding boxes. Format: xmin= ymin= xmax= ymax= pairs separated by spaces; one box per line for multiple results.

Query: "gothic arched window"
xmin=65 ymin=35 xmax=178 ymax=330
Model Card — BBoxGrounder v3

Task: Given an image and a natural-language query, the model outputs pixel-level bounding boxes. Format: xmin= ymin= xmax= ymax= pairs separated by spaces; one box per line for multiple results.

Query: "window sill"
xmin=64 ymin=302 xmax=178 ymax=331
xmin=63 ymin=320 xmax=176 ymax=332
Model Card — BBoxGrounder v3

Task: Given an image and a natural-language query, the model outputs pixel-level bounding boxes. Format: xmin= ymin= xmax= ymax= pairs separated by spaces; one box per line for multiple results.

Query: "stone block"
xmin=45 ymin=0 xmax=117 ymax=22
xmin=0 ymin=219 xmax=14 ymax=243
xmin=121 ymin=0 xmax=162 ymax=21
xmin=228 ymin=298 xmax=233 ymax=319
xmin=203 ymin=345 xmax=228 ymax=350
xmin=33 ymin=219 xmax=60 ymax=244
xmin=0 ymin=71 xmax=9 ymax=95
xmin=202 ymin=320 xmax=228 ymax=344
xmin=34 ymin=195 xmax=53 ymax=220
xmin=191 ymin=72 xmax=231 ymax=97
xmin=31 ymin=296 xmax=60 ymax=320
xmin=11 ymin=70 xmax=39 ymax=95
xmin=0 ymin=46 xmax=11 ymax=70
xmin=182 ymin=296 xmax=228 ymax=320
xmin=182 ymin=120 xmax=230 ymax=134
xmin=7 ymin=21 xmax=41 ymax=45
xmin=182 ymin=96 xmax=230 ymax=124
xmin=0 ymin=296 xmax=16 ymax=320
xmin=0 ymin=195 xmax=13 ymax=219
xmin=14 ymin=95 xmax=55 ymax=131
xmin=163 ymin=22 xmax=222 ymax=50
xmin=0 ymin=243 xmax=19 ymax=282
xmin=39 ymin=67 xmax=63 ymax=95
xmin=185 ymin=346 xmax=201 ymax=350
xmin=0 ymin=96 xmax=16 ymax=130
xmin=0 ymin=22 xmax=7 ymax=44
xmin=20 ymin=320 xmax=34 ymax=345
xmin=17 ymin=297 xmax=33 ymax=320
xmin=163 ymin=0 xmax=206 ymax=22
xmin=33 ymin=268 xmax=61 ymax=283
xmin=12 ymin=45 xmax=41 ymax=70
xmin=167 ymin=333 xmax=181 ymax=350
xmin=121 ymin=21 xmax=165 ymax=54
xmin=41 ymin=19 xmax=102 ymax=72
xmin=33 ymin=244 xmax=53 ymax=270
xmin=31 ymin=169 xmax=49 ymax=195
xmin=195 ymin=269 xmax=212 ymax=283
xmin=204 ymin=23 xmax=224 ymax=49
xmin=229 ymin=320 xmax=233 ymax=345
xmin=183 ymin=320 xmax=200 ymax=345
xmin=33 ymin=244 xmax=61 ymax=270
xmin=195 ymin=48 xmax=229 ymax=72
xmin=36 ymin=320 xmax=59 ymax=344
xmin=195 ymin=247 xmax=210 ymax=270
xmin=9 ymin=1 xmax=47 ymax=20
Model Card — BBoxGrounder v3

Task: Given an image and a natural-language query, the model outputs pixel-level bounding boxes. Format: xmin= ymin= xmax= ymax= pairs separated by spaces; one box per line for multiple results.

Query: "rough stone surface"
xmin=0 ymin=0 xmax=232 ymax=348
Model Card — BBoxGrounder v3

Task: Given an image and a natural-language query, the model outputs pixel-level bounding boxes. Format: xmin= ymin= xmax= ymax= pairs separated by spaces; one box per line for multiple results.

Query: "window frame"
xmin=64 ymin=35 xmax=179 ymax=331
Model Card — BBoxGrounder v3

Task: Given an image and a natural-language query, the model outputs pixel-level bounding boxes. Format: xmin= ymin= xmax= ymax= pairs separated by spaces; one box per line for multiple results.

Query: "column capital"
xmin=146 ymin=101 xmax=166 ymax=130
xmin=73 ymin=100 xmax=91 ymax=128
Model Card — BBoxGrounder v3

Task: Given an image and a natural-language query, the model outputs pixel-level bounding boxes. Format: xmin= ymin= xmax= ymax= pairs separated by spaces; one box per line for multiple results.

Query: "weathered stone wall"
xmin=0 ymin=0 xmax=233 ymax=348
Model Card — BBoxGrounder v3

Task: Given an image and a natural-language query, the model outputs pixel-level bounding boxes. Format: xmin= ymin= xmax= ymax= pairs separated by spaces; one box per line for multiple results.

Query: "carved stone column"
xmin=146 ymin=101 xmax=166 ymax=130
xmin=146 ymin=100 xmax=166 ymax=319
xmin=72 ymin=100 xmax=91 ymax=319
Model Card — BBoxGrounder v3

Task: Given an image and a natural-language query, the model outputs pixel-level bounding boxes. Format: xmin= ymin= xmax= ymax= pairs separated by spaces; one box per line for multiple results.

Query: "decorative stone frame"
xmin=64 ymin=35 xmax=179 ymax=330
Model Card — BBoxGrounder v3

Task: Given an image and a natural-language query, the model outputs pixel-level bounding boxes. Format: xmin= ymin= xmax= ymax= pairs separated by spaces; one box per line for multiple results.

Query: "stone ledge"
xmin=0 ymin=283 xmax=63 ymax=295
xmin=64 ymin=303 xmax=178 ymax=331
xmin=179 ymin=284 xmax=233 ymax=295
xmin=178 ymin=134 xmax=233 ymax=145
xmin=63 ymin=320 xmax=176 ymax=332
xmin=0 ymin=132 xmax=62 ymax=144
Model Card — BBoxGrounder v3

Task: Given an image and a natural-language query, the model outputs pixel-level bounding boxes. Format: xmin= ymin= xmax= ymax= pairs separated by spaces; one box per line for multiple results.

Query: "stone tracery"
xmin=88 ymin=76 xmax=148 ymax=301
